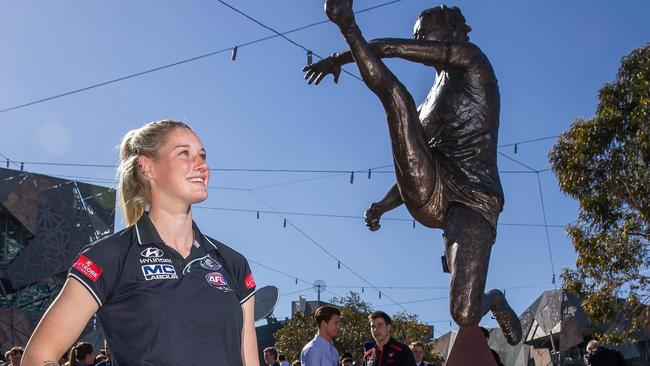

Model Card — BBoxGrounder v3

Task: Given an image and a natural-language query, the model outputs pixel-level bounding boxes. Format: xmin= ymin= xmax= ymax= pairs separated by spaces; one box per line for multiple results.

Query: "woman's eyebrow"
xmin=172 ymin=144 xmax=206 ymax=152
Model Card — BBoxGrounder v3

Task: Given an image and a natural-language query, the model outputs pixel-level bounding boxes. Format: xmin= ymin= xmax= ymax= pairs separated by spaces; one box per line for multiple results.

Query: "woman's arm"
xmin=241 ymin=295 xmax=259 ymax=366
xmin=22 ymin=279 xmax=99 ymax=366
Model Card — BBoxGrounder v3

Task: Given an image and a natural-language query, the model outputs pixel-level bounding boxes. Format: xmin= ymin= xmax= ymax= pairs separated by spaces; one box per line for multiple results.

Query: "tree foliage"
xmin=273 ymin=310 xmax=315 ymax=362
xmin=550 ymin=44 xmax=650 ymax=343
xmin=331 ymin=292 xmax=373 ymax=362
xmin=392 ymin=312 xmax=442 ymax=365
xmin=273 ymin=292 xmax=441 ymax=364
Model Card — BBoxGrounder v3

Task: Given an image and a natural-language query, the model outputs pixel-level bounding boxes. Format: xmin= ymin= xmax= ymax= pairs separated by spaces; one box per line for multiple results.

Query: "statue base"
xmin=445 ymin=326 xmax=498 ymax=366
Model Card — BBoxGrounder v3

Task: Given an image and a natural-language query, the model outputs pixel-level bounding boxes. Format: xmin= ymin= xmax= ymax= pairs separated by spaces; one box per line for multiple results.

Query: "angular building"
xmin=432 ymin=289 xmax=650 ymax=365
xmin=0 ymin=167 xmax=115 ymax=350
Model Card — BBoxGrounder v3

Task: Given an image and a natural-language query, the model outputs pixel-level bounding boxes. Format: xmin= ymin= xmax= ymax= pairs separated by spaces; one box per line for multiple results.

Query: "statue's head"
xmin=414 ymin=5 xmax=472 ymax=42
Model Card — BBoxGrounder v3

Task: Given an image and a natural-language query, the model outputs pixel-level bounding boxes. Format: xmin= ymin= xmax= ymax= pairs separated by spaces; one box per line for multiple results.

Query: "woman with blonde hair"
xmin=23 ymin=120 xmax=259 ymax=366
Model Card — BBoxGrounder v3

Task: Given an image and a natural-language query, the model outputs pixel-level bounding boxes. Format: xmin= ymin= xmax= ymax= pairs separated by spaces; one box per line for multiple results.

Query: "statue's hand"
xmin=303 ymin=57 xmax=342 ymax=85
xmin=364 ymin=203 xmax=382 ymax=232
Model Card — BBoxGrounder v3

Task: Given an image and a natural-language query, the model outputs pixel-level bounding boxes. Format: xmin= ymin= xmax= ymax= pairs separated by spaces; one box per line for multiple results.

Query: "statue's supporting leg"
xmin=327 ymin=0 xmax=435 ymax=208
xmin=444 ymin=204 xmax=494 ymax=326
xmin=444 ymin=203 xmax=523 ymax=345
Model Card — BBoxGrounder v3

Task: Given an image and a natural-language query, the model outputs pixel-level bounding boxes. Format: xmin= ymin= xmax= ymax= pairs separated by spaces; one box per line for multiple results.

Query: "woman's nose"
xmin=193 ymin=158 xmax=208 ymax=171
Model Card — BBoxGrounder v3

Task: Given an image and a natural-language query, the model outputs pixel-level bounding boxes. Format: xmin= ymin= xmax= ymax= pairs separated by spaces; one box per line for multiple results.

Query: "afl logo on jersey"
xmin=141 ymin=247 xmax=164 ymax=258
xmin=206 ymin=272 xmax=228 ymax=287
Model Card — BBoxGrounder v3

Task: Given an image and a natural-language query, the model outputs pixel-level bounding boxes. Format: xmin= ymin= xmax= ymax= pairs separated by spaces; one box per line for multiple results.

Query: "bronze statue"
xmin=304 ymin=0 xmax=522 ymax=345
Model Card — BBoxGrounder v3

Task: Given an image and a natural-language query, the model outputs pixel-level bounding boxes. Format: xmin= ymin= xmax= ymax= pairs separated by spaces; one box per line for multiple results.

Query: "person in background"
xmin=409 ymin=342 xmax=431 ymax=366
xmin=479 ymin=327 xmax=504 ymax=366
xmin=584 ymin=340 xmax=626 ymax=366
xmin=95 ymin=341 xmax=111 ymax=366
xmin=279 ymin=354 xmax=291 ymax=366
xmin=340 ymin=357 xmax=353 ymax=366
xmin=6 ymin=347 xmax=23 ymax=366
xmin=68 ymin=343 xmax=95 ymax=366
xmin=339 ymin=353 xmax=353 ymax=366
xmin=362 ymin=311 xmax=415 ymax=366
xmin=263 ymin=347 xmax=281 ymax=366
xmin=301 ymin=306 xmax=342 ymax=366
xmin=291 ymin=361 xmax=301 ymax=366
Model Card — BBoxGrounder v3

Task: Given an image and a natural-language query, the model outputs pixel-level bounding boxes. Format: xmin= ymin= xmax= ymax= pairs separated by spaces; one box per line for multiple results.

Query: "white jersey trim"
xmin=239 ymin=289 xmax=256 ymax=304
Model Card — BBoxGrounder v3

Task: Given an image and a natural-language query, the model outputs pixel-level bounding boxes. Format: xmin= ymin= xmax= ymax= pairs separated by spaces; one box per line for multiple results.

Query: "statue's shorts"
xmin=404 ymin=155 xmax=503 ymax=233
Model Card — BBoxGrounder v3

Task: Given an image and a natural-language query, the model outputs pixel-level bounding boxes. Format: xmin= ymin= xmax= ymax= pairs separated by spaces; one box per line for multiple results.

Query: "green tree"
xmin=392 ymin=312 xmax=439 ymax=364
xmin=331 ymin=292 xmax=373 ymax=362
xmin=273 ymin=310 xmax=314 ymax=362
xmin=391 ymin=312 xmax=432 ymax=345
xmin=550 ymin=44 xmax=650 ymax=343
xmin=429 ymin=352 xmax=445 ymax=366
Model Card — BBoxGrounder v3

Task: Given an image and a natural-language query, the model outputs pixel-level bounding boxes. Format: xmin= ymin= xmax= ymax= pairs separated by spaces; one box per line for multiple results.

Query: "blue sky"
xmin=1 ymin=0 xmax=648 ymax=337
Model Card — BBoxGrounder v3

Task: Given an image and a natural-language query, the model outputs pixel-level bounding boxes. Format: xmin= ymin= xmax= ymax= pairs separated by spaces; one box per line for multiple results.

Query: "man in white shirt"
xmin=301 ymin=306 xmax=342 ymax=366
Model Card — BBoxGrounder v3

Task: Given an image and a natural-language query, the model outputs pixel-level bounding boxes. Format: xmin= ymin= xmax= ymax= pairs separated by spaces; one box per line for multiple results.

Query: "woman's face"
xmin=143 ymin=128 xmax=210 ymax=208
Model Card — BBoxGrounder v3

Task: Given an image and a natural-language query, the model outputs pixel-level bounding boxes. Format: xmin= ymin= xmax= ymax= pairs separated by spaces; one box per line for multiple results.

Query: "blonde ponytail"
xmin=117 ymin=120 xmax=192 ymax=226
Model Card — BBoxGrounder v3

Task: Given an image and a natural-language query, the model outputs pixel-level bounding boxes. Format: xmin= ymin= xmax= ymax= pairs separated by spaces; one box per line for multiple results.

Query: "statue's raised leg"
xmin=325 ymin=0 xmax=435 ymax=209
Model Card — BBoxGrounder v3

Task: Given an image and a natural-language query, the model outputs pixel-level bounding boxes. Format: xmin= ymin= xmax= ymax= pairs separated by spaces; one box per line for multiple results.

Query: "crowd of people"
xmin=2 ymin=306 xmax=628 ymax=366
xmin=0 ymin=340 xmax=112 ymax=366
xmin=3 ymin=306 xmax=430 ymax=366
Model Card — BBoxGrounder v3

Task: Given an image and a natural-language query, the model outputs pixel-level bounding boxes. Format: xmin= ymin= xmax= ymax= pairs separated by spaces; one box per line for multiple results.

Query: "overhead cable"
xmin=0 ymin=0 xmax=405 ymax=114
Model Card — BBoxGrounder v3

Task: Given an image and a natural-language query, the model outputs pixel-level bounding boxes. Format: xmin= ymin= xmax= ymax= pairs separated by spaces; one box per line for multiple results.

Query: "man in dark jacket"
xmin=584 ymin=340 xmax=626 ymax=366
xmin=363 ymin=311 xmax=416 ymax=366
xmin=480 ymin=327 xmax=504 ymax=366
xmin=264 ymin=347 xmax=282 ymax=366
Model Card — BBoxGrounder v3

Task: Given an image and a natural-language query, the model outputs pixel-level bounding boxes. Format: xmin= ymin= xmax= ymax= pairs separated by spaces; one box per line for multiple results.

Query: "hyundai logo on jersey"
xmin=141 ymin=247 xmax=164 ymax=258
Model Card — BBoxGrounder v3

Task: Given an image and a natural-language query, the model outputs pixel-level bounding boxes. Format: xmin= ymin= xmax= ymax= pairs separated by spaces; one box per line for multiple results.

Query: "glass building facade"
xmin=0 ymin=167 xmax=115 ymax=348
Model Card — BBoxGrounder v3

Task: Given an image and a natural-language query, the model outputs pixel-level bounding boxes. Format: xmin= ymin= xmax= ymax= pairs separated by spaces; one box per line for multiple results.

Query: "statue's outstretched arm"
xmin=368 ymin=38 xmax=483 ymax=69
xmin=304 ymin=39 xmax=481 ymax=85
xmin=364 ymin=183 xmax=403 ymax=231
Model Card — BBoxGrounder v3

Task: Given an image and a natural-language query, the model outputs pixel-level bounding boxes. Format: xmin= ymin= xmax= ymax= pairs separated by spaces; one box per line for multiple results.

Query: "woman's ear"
xmin=137 ymin=156 xmax=152 ymax=178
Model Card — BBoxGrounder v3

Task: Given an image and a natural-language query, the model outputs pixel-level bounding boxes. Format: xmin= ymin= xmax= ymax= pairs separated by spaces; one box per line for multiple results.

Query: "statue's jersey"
xmin=408 ymin=46 xmax=504 ymax=230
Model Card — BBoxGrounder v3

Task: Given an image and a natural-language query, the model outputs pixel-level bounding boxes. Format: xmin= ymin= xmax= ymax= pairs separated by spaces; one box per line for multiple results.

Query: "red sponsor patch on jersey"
xmin=244 ymin=273 xmax=256 ymax=289
xmin=72 ymin=254 xmax=103 ymax=282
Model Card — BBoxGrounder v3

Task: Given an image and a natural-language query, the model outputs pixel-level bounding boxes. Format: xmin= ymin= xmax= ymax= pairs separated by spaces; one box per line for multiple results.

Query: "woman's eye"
xmin=180 ymin=150 xmax=189 ymax=156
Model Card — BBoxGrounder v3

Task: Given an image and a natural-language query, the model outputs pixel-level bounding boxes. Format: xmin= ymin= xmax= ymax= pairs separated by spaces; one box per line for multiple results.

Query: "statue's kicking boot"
xmin=325 ymin=0 xmax=355 ymax=28
xmin=488 ymin=289 xmax=522 ymax=345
